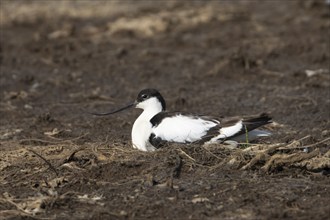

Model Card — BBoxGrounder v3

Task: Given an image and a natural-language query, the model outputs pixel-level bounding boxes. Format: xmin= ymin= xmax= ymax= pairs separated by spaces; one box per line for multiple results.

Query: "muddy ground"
xmin=0 ymin=1 xmax=330 ymax=219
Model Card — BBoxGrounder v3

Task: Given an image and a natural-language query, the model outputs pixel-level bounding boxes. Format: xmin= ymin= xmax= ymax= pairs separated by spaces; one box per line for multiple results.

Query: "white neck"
xmin=136 ymin=97 xmax=163 ymax=120
xmin=131 ymin=97 xmax=163 ymax=151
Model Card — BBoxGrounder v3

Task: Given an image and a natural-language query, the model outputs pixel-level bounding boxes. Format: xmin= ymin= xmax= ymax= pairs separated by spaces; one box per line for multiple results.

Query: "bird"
xmin=89 ymin=88 xmax=272 ymax=151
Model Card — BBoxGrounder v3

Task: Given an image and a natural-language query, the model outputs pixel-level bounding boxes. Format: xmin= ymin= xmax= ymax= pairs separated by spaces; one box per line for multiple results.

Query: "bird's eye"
xmin=141 ymin=94 xmax=148 ymax=99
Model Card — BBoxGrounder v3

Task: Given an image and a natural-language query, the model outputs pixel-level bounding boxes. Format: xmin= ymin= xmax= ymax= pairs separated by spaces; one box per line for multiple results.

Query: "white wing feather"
xmin=152 ymin=115 xmax=218 ymax=143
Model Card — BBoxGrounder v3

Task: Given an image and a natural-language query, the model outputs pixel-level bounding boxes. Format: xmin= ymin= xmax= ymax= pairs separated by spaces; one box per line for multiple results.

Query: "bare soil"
xmin=0 ymin=1 xmax=329 ymax=219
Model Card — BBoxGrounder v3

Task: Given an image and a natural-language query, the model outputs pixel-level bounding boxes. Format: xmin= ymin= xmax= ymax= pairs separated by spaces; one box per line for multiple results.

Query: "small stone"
xmin=321 ymin=130 xmax=329 ymax=137
xmin=24 ymin=104 xmax=33 ymax=109
xmin=119 ymin=210 xmax=128 ymax=216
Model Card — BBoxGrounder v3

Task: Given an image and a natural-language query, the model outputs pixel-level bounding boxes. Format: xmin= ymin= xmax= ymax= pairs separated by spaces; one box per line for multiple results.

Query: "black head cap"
xmin=136 ymin=88 xmax=166 ymax=111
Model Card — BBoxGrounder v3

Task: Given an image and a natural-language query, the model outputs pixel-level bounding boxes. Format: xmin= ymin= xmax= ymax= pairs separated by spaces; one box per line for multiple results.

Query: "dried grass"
xmin=0 ymin=135 xmax=329 ymax=218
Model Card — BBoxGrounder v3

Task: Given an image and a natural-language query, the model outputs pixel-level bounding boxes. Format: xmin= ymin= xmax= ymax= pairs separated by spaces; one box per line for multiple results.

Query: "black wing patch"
xmin=196 ymin=124 xmax=221 ymax=143
xmin=150 ymin=112 xmax=172 ymax=127
xmin=148 ymin=133 xmax=167 ymax=149
xmin=243 ymin=113 xmax=272 ymax=130
xmin=228 ymin=113 xmax=272 ymax=139
xmin=150 ymin=111 xmax=220 ymax=127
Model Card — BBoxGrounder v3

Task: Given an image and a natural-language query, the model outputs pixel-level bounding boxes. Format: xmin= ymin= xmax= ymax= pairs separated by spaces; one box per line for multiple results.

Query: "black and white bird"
xmin=90 ymin=88 xmax=272 ymax=151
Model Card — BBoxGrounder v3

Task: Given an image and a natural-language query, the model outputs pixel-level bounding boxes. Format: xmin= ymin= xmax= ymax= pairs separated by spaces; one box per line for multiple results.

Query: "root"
xmin=262 ymin=149 xmax=320 ymax=172
xmin=237 ymin=135 xmax=329 ymax=172
xmin=27 ymin=149 xmax=58 ymax=176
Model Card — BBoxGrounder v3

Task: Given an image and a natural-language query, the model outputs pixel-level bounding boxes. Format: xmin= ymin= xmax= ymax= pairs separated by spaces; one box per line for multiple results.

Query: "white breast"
xmin=152 ymin=115 xmax=218 ymax=143
xmin=132 ymin=118 xmax=154 ymax=151
xmin=131 ymin=106 xmax=159 ymax=151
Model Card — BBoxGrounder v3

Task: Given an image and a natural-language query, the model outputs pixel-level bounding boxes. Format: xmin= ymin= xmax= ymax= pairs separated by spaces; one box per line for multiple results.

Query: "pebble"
xmin=321 ymin=130 xmax=329 ymax=137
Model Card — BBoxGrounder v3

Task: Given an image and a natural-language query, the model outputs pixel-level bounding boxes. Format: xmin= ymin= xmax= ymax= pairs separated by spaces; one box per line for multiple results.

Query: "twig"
xmin=244 ymin=125 xmax=249 ymax=144
xmin=172 ymin=155 xmax=182 ymax=178
xmin=0 ymin=210 xmax=53 ymax=220
xmin=61 ymin=146 xmax=87 ymax=164
xmin=242 ymin=143 xmax=285 ymax=153
xmin=275 ymin=95 xmax=317 ymax=106
xmin=303 ymin=137 xmax=330 ymax=148
xmin=46 ymin=133 xmax=89 ymax=142
xmin=279 ymin=137 xmax=330 ymax=150
xmin=286 ymin=135 xmax=312 ymax=148
xmin=240 ymin=144 xmax=285 ymax=170
xmin=27 ymin=149 xmax=58 ymax=176
xmin=20 ymin=138 xmax=65 ymax=145
xmin=1 ymin=195 xmax=38 ymax=217
xmin=19 ymin=133 xmax=88 ymax=145
xmin=3 ymin=200 xmax=25 ymax=213
xmin=177 ymin=148 xmax=196 ymax=162
xmin=202 ymin=146 xmax=222 ymax=159
xmin=241 ymin=152 xmax=269 ymax=170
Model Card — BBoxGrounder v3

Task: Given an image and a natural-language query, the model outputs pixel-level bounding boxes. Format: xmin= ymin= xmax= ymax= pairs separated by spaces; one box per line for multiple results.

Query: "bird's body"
xmin=91 ymin=89 xmax=272 ymax=151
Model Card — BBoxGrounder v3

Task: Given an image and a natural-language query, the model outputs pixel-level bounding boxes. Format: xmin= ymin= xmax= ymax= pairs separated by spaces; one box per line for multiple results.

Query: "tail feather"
xmin=231 ymin=130 xmax=272 ymax=142
xmin=242 ymin=113 xmax=272 ymax=132
xmin=206 ymin=113 xmax=272 ymax=143
xmin=224 ymin=113 xmax=272 ymax=140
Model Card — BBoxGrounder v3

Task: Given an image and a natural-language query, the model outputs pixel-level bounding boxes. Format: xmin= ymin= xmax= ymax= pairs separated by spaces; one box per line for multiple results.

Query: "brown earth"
xmin=0 ymin=1 xmax=330 ymax=219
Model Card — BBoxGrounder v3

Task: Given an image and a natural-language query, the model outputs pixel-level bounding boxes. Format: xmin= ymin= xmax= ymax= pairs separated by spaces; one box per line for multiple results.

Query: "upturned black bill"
xmin=88 ymin=103 xmax=135 ymax=116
